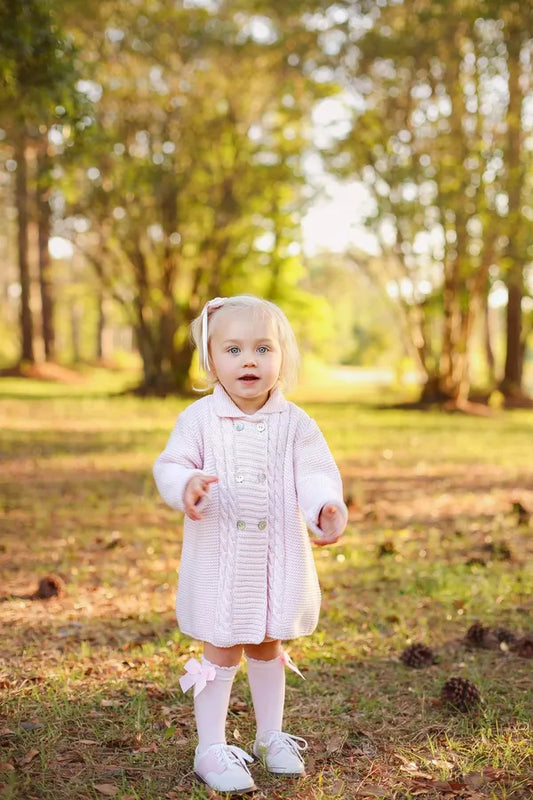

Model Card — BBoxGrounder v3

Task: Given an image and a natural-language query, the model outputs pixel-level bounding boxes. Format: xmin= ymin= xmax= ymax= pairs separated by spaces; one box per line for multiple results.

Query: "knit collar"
xmin=212 ymin=383 xmax=289 ymax=418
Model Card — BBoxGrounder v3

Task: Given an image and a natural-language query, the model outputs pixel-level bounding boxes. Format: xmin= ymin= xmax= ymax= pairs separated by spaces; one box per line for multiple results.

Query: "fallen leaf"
xmin=229 ymin=700 xmax=248 ymax=713
xmin=20 ymin=721 xmax=43 ymax=732
xmin=19 ymin=748 xmax=39 ymax=766
xmin=464 ymin=772 xmax=485 ymax=789
xmin=135 ymin=743 xmax=158 ymax=753
xmin=326 ymin=734 xmax=345 ymax=753
xmin=400 ymin=765 xmax=434 ymax=780
xmin=94 ymin=784 xmax=118 ymax=797
xmin=56 ymin=751 xmax=84 ymax=763
xmin=482 ymin=766 xmax=507 ymax=781
xmin=432 ymin=780 xmax=467 ymax=791
xmin=359 ymin=784 xmax=389 ymax=797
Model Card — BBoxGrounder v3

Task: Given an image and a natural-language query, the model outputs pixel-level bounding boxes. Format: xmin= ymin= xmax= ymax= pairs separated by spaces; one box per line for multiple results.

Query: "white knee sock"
xmin=194 ymin=657 xmax=238 ymax=753
xmin=246 ymin=654 xmax=285 ymax=737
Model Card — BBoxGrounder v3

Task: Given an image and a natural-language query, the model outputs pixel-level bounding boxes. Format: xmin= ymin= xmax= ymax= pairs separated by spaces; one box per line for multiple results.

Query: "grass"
xmin=0 ymin=370 xmax=532 ymax=799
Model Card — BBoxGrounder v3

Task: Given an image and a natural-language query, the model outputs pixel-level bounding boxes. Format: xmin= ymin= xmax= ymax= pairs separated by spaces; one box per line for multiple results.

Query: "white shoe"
xmin=194 ymin=743 xmax=256 ymax=793
xmin=253 ymin=730 xmax=307 ymax=775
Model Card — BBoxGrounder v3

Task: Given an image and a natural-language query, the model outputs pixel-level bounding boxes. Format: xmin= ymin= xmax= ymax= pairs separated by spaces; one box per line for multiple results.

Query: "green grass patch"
xmin=1 ymin=375 xmax=532 ymax=799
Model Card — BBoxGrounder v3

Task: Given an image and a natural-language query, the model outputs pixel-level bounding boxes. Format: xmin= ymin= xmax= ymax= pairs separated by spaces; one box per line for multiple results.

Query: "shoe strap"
xmin=217 ymin=743 xmax=254 ymax=773
xmin=265 ymin=731 xmax=308 ymax=753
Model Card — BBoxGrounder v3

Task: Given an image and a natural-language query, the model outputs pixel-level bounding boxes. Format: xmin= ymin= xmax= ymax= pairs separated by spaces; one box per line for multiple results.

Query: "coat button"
xmin=258 ymin=520 xmax=267 ymax=530
xmin=235 ymin=473 xmax=244 ymax=483
xmin=237 ymin=520 xmax=246 ymax=530
xmin=256 ymin=422 xmax=266 ymax=433
xmin=257 ymin=472 xmax=266 ymax=483
xmin=235 ymin=422 xmax=244 ymax=431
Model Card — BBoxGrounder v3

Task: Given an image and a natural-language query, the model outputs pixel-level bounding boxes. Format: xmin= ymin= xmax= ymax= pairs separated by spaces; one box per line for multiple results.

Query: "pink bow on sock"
xmin=179 ymin=658 xmax=216 ymax=697
xmin=280 ymin=650 xmax=305 ymax=680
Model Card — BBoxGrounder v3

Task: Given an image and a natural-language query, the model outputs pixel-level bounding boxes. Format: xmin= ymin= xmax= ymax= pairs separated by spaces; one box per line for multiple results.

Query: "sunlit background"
xmin=1 ymin=0 xmax=532 ymax=403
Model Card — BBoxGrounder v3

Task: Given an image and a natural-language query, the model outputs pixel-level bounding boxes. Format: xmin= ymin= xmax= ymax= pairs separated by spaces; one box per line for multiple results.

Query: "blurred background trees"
xmin=0 ymin=0 xmax=531 ymax=404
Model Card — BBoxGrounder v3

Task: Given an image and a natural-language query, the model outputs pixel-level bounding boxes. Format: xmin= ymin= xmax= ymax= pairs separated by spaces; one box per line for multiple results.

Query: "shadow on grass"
xmin=1 ymin=629 xmax=532 ymax=800
xmin=0 ymin=429 xmax=163 ymax=461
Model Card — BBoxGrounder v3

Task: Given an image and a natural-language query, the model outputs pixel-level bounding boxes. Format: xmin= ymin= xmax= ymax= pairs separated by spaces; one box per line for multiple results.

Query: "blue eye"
xmin=228 ymin=346 xmax=240 ymax=354
xmin=257 ymin=346 xmax=269 ymax=354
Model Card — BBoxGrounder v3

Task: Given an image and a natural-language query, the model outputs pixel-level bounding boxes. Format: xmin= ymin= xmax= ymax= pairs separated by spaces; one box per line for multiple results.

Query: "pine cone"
xmin=492 ymin=627 xmax=516 ymax=646
xmin=400 ymin=643 xmax=436 ymax=669
xmin=465 ymin=622 xmax=497 ymax=649
xmin=511 ymin=635 xmax=533 ymax=659
xmin=441 ymin=677 xmax=481 ymax=712
xmin=483 ymin=541 xmax=512 ymax=561
xmin=512 ymin=501 xmax=530 ymax=526
xmin=378 ymin=540 xmax=395 ymax=557
xmin=33 ymin=574 xmax=65 ymax=600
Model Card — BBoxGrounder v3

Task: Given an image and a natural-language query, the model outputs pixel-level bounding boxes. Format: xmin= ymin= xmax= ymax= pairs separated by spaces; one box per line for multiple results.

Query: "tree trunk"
xmin=438 ymin=270 xmax=470 ymax=406
xmin=136 ymin=319 xmax=192 ymax=395
xmin=95 ymin=290 xmax=114 ymax=361
xmin=71 ymin=301 xmax=82 ymax=362
xmin=37 ymin=145 xmax=55 ymax=361
xmin=482 ymin=291 xmax=496 ymax=389
xmin=500 ymin=19 xmax=528 ymax=399
xmin=502 ymin=275 xmax=524 ymax=395
xmin=15 ymin=134 xmax=35 ymax=363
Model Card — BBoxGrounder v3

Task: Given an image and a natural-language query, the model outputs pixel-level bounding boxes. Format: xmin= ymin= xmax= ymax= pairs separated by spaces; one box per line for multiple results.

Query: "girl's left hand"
xmin=314 ymin=504 xmax=344 ymax=546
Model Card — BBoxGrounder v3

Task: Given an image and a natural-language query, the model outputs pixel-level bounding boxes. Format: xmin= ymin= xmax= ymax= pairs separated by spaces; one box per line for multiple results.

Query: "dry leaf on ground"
xmin=94 ymin=784 xmax=118 ymax=797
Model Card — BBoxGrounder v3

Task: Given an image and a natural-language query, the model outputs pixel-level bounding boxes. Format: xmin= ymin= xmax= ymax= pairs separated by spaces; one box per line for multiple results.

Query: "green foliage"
xmin=306 ymin=251 xmax=403 ymax=366
xmin=0 ymin=0 xmax=83 ymax=122
xmin=52 ymin=0 xmax=343 ymax=391
xmin=1 ymin=0 xmax=532 ymax=398
xmin=326 ymin=0 xmax=533 ymax=401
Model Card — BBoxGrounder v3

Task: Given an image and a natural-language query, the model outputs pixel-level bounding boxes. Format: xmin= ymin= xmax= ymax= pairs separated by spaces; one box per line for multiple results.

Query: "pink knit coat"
xmin=153 ymin=383 xmax=347 ymax=647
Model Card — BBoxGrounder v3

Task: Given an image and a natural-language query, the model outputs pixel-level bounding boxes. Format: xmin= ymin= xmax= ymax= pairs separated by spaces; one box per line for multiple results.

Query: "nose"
xmin=243 ymin=350 xmax=257 ymax=367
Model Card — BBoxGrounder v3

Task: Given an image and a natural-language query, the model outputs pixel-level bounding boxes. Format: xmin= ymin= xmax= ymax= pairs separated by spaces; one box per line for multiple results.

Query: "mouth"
xmin=239 ymin=374 xmax=259 ymax=383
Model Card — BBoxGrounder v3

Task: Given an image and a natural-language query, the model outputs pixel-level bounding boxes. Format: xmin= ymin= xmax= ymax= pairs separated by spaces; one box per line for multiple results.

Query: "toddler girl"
xmin=153 ymin=295 xmax=347 ymax=793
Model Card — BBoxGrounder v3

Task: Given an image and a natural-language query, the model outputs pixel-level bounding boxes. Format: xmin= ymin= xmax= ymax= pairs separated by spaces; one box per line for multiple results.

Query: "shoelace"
xmin=214 ymin=743 xmax=254 ymax=775
xmin=265 ymin=731 xmax=308 ymax=759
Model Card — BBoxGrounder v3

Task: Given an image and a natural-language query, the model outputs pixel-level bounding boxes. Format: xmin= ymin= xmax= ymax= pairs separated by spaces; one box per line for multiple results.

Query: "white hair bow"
xmin=200 ymin=297 xmax=226 ymax=371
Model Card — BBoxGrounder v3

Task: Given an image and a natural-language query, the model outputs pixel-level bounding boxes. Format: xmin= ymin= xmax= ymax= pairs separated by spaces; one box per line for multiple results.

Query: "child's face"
xmin=209 ymin=307 xmax=282 ymax=414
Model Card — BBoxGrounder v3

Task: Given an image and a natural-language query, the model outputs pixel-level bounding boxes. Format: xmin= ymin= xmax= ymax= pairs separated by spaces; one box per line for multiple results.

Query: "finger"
xmin=188 ymin=505 xmax=203 ymax=520
xmin=195 ymin=495 xmax=208 ymax=512
xmin=203 ymin=475 xmax=218 ymax=485
xmin=314 ymin=533 xmax=340 ymax=546
xmin=314 ymin=535 xmax=336 ymax=546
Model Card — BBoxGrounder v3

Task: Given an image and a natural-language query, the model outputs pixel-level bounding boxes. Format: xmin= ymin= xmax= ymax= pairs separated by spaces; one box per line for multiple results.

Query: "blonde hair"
xmin=191 ymin=294 xmax=300 ymax=392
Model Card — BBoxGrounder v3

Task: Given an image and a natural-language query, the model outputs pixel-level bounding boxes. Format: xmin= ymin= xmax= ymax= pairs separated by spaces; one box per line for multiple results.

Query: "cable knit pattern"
xmin=153 ymin=383 xmax=347 ymax=647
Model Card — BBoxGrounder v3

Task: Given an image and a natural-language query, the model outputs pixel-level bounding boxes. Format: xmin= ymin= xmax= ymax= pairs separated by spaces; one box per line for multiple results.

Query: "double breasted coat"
xmin=153 ymin=384 xmax=347 ymax=647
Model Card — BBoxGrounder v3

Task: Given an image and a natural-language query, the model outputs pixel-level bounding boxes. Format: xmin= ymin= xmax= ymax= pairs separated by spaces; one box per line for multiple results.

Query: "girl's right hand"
xmin=312 ymin=503 xmax=345 ymax=546
xmin=184 ymin=474 xmax=218 ymax=520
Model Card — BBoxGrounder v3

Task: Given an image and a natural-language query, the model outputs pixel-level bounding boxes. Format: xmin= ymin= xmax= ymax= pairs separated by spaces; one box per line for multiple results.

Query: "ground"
xmin=0 ymin=375 xmax=532 ymax=799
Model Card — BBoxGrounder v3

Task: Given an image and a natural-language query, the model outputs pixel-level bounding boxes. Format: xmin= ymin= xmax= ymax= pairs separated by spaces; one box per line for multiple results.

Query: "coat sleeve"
xmin=153 ymin=404 xmax=206 ymax=512
xmin=293 ymin=415 xmax=348 ymax=539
